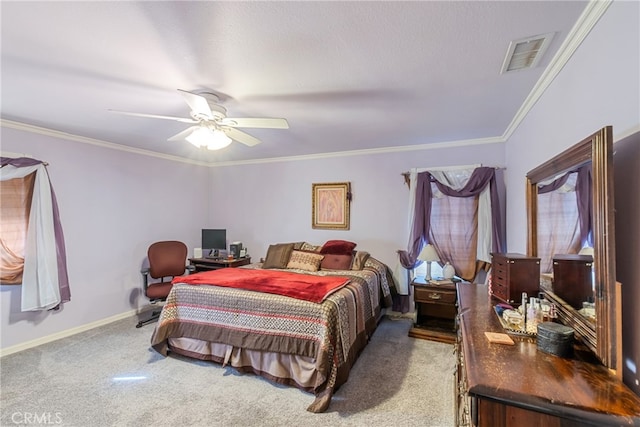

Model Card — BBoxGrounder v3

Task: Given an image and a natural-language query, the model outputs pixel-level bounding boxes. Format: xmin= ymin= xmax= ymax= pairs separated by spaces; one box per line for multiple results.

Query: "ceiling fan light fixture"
xmin=185 ymin=127 xmax=232 ymax=150
xmin=206 ymin=129 xmax=232 ymax=151
xmin=185 ymin=127 xmax=212 ymax=148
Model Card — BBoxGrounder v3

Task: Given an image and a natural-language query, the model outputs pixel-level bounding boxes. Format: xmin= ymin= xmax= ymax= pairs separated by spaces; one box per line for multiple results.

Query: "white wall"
xmin=504 ymin=0 xmax=640 ymax=394
xmin=0 ymin=127 xmax=210 ymax=351
xmin=207 ymin=142 xmax=505 ymax=270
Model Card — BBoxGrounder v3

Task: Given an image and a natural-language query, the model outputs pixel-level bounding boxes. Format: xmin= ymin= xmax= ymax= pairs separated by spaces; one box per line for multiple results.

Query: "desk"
xmin=189 ymin=257 xmax=251 ymax=272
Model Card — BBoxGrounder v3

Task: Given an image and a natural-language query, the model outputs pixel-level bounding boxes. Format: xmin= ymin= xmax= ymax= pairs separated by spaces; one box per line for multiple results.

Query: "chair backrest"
xmin=147 ymin=241 xmax=188 ymax=279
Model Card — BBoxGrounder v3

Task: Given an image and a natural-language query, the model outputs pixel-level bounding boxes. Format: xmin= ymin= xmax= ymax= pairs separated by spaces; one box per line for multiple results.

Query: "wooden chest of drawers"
xmin=553 ymin=254 xmax=593 ymax=310
xmin=490 ymin=253 xmax=540 ymax=304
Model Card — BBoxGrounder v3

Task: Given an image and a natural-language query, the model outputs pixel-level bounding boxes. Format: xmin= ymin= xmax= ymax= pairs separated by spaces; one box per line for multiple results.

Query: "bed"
xmin=150 ymin=241 xmax=394 ymax=412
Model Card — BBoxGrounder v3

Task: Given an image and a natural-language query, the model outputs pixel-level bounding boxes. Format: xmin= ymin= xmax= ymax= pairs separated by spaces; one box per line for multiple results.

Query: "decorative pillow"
xmin=321 ymin=253 xmax=354 ymax=271
xmin=286 ymin=250 xmax=324 ymax=272
xmin=300 ymin=242 xmax=322 ymax=252
xmin=351 ymin=251 xmax=370 ymax=270
xmin=292 ymin=241 xmax=306 ymax=250
xmin=320 ymin=240 xmax=357 ymax=255
xmin=262 ymin=243 xmax=295 ymax=269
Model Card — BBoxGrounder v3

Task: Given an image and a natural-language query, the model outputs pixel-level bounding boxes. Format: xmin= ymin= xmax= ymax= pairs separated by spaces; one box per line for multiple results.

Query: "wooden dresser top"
xmin=457 ymin=283 xmax=640 ymax=426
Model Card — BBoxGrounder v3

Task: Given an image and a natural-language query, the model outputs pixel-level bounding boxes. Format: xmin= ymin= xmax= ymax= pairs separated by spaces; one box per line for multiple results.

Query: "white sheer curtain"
xmin=0 ymin=163 xmax=61 ymax=311
xmin=537 ymin=173 xmax=581 ymax=273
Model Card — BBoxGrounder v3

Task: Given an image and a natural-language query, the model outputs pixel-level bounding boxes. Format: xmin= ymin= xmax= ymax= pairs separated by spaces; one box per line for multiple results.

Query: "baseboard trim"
xmin=0 ymin=308 xmax=148 ymax=358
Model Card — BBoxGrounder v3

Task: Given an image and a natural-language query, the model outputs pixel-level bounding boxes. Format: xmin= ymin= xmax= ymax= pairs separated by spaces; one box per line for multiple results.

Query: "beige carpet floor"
xmin=0 ymin=315 xmax=455 ymax=426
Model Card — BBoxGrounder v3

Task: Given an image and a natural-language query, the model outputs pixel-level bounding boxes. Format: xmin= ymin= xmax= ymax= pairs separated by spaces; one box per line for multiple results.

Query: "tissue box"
xmin=537 ymin=322 xmax=574 ymax=358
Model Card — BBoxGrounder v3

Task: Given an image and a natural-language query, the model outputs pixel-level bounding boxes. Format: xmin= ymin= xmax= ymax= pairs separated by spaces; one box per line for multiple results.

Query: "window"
xmin=0 ymin=172 xmax=35 ymax=284
xmin=0 ymin=157 xmax=71 ymax=311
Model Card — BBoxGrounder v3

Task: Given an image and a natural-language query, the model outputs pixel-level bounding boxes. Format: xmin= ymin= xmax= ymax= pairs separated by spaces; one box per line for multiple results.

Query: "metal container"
xmin=536 ymin=322 xmax=574 ymax=358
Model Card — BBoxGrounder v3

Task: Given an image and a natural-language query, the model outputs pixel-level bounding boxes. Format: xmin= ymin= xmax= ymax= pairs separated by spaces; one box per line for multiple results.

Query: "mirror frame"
xmin=526 ymin=126 xmax=619 ymax=372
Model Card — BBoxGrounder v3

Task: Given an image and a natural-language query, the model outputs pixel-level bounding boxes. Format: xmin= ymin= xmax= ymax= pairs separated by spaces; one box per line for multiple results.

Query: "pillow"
xmin=292 ymin=241 xmax=306 ymax=250
xmin=262 ymin=243 xmax=295 ymax=269
xmin=320 ymin=240 xmax=357 ymax=255
xmin=286 ymin=250 xmax=324 ymax=272
xmin=351 ymin=251 xmax=370 ymax=270
xmin=300 ymin=242 xmax=322 ymax=252
xmin=321 ymin=253 xmax=354 ymax=271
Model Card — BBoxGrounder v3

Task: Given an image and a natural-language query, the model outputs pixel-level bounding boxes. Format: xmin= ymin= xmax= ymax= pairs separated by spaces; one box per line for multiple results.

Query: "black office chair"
xmin=136 ymin=241 xmax=190 ymax=328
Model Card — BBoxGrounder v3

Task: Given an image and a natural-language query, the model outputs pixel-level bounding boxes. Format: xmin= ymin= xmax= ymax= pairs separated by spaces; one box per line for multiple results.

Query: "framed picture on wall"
xmin=312 ymin=182 xmax=351 ymax=230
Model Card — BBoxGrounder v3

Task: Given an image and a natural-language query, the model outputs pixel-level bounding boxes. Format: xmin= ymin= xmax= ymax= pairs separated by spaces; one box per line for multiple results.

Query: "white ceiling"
xmin=1 ymin=1 xmax=591 ymax=165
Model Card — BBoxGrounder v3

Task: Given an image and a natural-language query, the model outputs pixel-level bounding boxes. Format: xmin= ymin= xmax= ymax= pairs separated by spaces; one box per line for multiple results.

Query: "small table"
xmin=408 ymin=276 xmax=457 ymax=343
xmin=189 ymin=257 xmax=251 ymax=273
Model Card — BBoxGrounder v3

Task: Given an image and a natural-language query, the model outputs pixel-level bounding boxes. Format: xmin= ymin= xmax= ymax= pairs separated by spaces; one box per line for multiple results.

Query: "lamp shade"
xmin=417 ymin=244 xmax=440 ymax=262
xmin=578 ymin=246 xmax=594 ymax=256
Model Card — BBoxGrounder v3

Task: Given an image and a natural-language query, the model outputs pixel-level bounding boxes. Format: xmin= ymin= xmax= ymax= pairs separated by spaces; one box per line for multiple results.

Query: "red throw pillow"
xmin=321 ymin=254 xmax=354 ymax=270
xmin=320 ymin=240 xmax=357 ymax=255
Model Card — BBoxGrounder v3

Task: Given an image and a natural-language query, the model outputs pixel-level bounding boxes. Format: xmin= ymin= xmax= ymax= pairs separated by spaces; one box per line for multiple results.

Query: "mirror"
xmin=526 ymin=126 xmax=619 ymax=372
xmin=535 ymin=167 xmax=595 ymax=316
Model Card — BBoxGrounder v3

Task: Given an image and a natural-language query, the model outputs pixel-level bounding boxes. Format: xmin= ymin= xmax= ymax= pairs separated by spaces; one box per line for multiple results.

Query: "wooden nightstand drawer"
xmin=415 ymin=286 xmax=456 ymax=304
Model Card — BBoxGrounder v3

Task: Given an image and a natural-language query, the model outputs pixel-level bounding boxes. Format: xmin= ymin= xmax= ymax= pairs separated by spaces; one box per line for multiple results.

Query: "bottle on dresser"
xmin=526 ymin=297 xmax=540 ymax=334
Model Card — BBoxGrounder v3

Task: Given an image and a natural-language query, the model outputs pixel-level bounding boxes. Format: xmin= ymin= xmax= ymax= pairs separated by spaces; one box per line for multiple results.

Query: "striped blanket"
xmin=150 ymin=257 xmax=393 ymax=412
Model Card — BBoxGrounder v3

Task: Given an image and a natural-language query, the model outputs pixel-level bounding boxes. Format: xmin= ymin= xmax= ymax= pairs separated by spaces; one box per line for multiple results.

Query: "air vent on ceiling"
xmin=500 ymin=32 xmax=555 ymax=74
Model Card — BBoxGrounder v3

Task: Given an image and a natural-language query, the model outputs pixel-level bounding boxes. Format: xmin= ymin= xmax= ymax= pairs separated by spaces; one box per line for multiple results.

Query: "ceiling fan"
xmin=110 ymin=89 xmax=289 ymax=150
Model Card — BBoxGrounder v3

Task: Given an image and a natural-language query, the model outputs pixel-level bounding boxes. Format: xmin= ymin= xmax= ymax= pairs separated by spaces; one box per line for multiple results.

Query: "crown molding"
xmin=209 ymin=136 xmax=505 ymax=168
xmin=502 ymin=0 xmax=612 ymax=141
xmin=2 ymin=117 xmax=505 ymax=168
xmin=0 ymin=119 xmax=211 ymax=167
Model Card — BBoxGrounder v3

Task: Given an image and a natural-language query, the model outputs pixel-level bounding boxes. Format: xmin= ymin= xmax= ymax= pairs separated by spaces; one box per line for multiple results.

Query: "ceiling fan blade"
xmin=108 ymin=110 xmax=197 ymax=123
xmin=177 ymin=89 xmax=214 ymax=120
xmin=225 ymin=128 xmax=262 ymax=147
xmin=167 ymin=126 xmax=198 ymax=141
xmin=220 ymin=117 xmax=289 ymax=129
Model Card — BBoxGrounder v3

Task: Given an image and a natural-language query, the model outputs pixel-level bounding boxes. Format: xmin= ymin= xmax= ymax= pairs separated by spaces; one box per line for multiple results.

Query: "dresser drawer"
xmin=491 ymin=282 xmax=509 ymax=302
xmin=415 ymin=286 xmax=456 ymax=304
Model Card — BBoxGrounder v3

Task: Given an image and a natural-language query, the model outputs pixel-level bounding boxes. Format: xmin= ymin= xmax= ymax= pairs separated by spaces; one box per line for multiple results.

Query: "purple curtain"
xmin=0 ymin=157 xmax=71 ymax=306
xmin=399 ymin=166 xmax=504 ymax=268
xmin=394 ymin=167 xmax=504 ymax=312
xmin=538 ymin=173 xmax=570 ymax=195
xmin=575 ymin=164 xmax=592 ymax=247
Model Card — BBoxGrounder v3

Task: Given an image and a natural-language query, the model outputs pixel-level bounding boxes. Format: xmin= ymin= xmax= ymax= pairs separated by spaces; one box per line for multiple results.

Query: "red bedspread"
xmin=173 ymin=268 xmax=350 ymax=303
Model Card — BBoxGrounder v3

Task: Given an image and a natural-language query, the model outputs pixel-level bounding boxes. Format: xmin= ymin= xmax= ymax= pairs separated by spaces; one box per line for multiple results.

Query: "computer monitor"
xmin=201 ymin=229 xmax=227 ymax=258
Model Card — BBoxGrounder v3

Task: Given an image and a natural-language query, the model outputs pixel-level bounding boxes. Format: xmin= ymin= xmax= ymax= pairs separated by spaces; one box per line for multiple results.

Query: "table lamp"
xmin=418 ymin=244 xmax=440 ymax=281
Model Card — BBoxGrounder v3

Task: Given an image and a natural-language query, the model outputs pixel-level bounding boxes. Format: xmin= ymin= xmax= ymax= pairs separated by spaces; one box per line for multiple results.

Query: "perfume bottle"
xmin=526 ymin=297 xmax=539 ymax=333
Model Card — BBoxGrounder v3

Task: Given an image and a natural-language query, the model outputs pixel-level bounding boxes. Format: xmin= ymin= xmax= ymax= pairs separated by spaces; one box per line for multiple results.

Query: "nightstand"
xmin=408 ymin=276 xmax=457 ymax=343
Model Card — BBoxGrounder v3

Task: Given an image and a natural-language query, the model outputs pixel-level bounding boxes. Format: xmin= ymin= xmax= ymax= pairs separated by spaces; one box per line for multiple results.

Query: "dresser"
xmin=490 ymin=252 xmax=540 ymax=304
xmin=455 ymin=283 xmax=640 ymax=427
